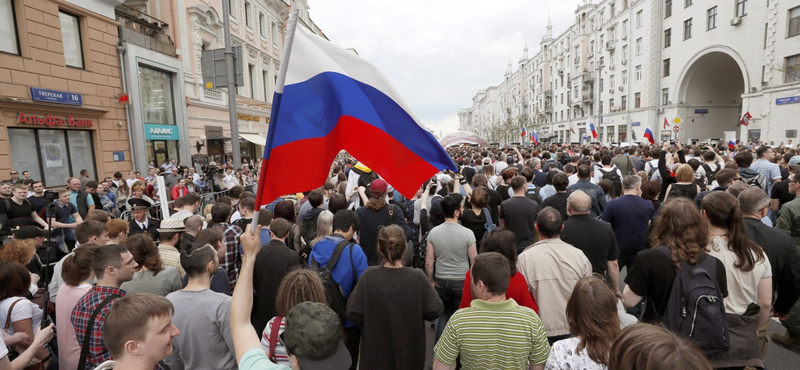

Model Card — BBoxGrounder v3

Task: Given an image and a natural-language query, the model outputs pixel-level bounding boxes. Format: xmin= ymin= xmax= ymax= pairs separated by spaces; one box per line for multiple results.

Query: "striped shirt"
xmin=434 ymin=298 xmax=550 ymax=370
xmin=260 ymin=316 xmax=289 ymax=366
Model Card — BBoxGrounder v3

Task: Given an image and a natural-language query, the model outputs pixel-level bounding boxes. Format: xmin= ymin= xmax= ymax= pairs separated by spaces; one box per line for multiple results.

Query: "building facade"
xmin=0 ymin=0 xmax=132 ymax=187
xmin=460 ymin=0 xmax=800 ymax=146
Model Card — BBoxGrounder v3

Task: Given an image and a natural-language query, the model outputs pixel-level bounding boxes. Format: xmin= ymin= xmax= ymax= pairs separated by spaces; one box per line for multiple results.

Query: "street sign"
xmin=631 ymin=122 xmax=641 ymax=127
xmin=673 ymin=125 xmax=680 ymax=133
xmin=30 ymin=87 xmax=82 ymax=105
xmin=201 ymin=46 xmax=244 ymax=89
xmin=672 ymin=116 xmax=683 ymax=125
xmin=776 ymin=96 xmax=800 ymax=105
xmin=695 ymin=109 xmax=709 ymax=114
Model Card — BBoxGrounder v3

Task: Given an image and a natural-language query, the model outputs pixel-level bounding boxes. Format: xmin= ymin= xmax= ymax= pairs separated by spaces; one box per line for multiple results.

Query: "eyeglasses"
xmin=10 ymin=172 xmax=17 ymax=175
xmin=732 ymin=177 xmax=743 ymax=181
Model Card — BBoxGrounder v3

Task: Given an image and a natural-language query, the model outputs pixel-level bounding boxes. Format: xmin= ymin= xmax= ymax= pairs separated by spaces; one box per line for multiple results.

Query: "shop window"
xmin=8 ymin=128 xmax=96 ymax=188
xmin=139 ymin=65 xmax=176 ymax=125
xmin=60 ymin=11 xmax=84 ymax=68
xmin=0 ymin=0 xmax=19 ymax=55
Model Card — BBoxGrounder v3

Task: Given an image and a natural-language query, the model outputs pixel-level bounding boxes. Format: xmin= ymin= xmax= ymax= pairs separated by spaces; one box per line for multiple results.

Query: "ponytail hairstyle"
xmin=377 ymin=224 xmax=406 ymax=266
xmin=62 ymin=243 xmax=100 ymax=286
xmin=701 ymin=191 xmax=764 ymax=272
xmin=125 ymin=234 xmax=165 ymax=275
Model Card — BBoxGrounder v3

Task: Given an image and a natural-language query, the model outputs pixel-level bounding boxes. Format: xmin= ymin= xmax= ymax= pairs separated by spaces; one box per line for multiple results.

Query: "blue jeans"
xmin=434 ymin=277 xmax=464 ymax=343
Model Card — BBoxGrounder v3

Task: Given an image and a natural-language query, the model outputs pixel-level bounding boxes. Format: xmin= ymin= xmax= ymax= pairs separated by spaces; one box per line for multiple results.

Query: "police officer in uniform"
xmin=128 ymin=198 xmax=160 ymax=242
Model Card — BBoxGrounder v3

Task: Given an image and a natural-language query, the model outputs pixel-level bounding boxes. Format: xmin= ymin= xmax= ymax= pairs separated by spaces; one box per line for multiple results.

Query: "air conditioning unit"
xmin=619 ymin=86 xmax=624 ymax=91
xmin=609 ymin=89 xmax=615 ymax=94
xmin=621 ymin=60 xmax=627 ymax=65
xmin=731 ymin=17 xmax=741 ymax=26
xmin=622 ymin=35 xmax=628 ymax=40
xmin=608 ymin=65 xmax=615 ymax=70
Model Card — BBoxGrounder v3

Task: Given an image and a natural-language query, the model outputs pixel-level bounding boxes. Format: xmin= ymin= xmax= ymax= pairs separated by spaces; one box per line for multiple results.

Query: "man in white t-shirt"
xmin=222 ymin=168 xmax=237 ymax=190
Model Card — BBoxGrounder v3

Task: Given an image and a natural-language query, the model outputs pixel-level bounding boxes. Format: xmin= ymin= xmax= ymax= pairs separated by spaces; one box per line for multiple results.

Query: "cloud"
xmin=307 ymin=0 xmax=577 ymax=136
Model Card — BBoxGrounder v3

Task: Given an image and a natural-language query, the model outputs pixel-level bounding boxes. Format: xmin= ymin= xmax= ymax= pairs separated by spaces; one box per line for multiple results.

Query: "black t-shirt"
xmin=771 ymin=181 xmax=792 ymax=210
xmin=542 ymin=192 xmax=569 ymax=222
xmin=625 ymin=248 xmax=728 ymax=323
xmin=497 ymin=184 xmax=512 ymax=201
xmin=0 ymin=198 xmax=35 ymax=221
xmin=460 ymin=208 xmax=489 ymax=245
xmin=485 ymin=188 xmax=502 ymax=224
xmin=28 ymin=195 xmax=49 ymax=215
xmin=499 ymin=196 xmax=539 ymax=253
xmin=561 ymin=214 xmax=619 ymax=275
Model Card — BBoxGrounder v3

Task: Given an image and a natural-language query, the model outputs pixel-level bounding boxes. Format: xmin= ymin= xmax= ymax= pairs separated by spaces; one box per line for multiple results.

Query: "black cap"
xmin=8 ymin=218 xmax=42 ymax=229
xmin=14 ymin=225 xmax=46 ymax=239
xmin=128 ymin=198 xmax=151 ymax=211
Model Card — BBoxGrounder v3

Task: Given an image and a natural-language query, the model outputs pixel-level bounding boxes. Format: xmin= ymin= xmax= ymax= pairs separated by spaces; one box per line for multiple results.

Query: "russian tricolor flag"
xmin=520 ymin=126 xmax=527 ymax=138
xmin=728 ymin=140 xmax=735 ymax=150
xmin=255 ymin=9 xmax=456 ymax=207
xmin=588 ymin=119 xmax=598 ymax=139
xmin=531 ymin=130 xmax=539 ymax=145
xmin=643 ymin=127 xmax=655 ymax=144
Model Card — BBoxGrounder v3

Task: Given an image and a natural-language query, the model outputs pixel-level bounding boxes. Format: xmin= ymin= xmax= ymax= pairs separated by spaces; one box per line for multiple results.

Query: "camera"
xmin=44 ymin=190 xmax=58 ymax=202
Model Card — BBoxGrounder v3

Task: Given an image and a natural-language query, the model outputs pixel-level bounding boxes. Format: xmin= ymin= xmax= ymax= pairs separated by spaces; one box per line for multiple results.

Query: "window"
xmin=663 ymin=59 xmax=671 ymax=77
xmin=244 ymin=2 xmax=252 ymax=28
xmin=636 ymin=38 xmax=642 ymax=54
xmin=708 ymin=7 xmax=718 ymax=30
xmin=736 ymin=0 xmax=747 ymax=17
xmin=636 ymin=10 xmax=643 ymax=28
xmin=600 ymin=78 xmax=604 ymax=91
xmin=684 ymin=19 xmax=693 ymax=39
xmin=664 ymin=28 xmax=671 ymax=47
xmin=790 ymin=6 xmax=800 ymax=37
xmin=248 ymin=64 xmax=255 ymax=98
xmin=665 ymin=0 xmax=672 ymax=18
xmin=139 ymin=65 xmax=176 ymax=126
xmin=600 ymin=101 xmax=604 ymax=115
xmin=262 ymin=70 xmax=269 ymax=102
xmin=622 ymin=44 xmax=628 ymax=60
xmin=610 ymin=75 xmax=615 ymax=89
xmin=272 ymin=22 xmax=279 ymax=45
xmin=621 ymin=95 xmax=627 ymax=110
xmin=662 ymin=88 xmax=669 ymax=105
xmin=610 ymin=3 xmax=615 ymax=17
xmin=635 ymin=65 xmax=642 ymax=81
xmin=635 ymin=92 xmax=641 ymax=108
xmin=0 ymin=0 xmax=19 ymax=54
xmin=610 ymin=98 xmax=615 ymax=109
xmin=785 ymin=54 xmax=800 ymax=83
xmin=259 ymin=13 xmax=266 ymax=37
xmin=9 ymin=128 xmax=96 ymax=188
xmin=685 ymin=0 xmax=692 ymax=7
xmin=60 ymin=12 xmax=83 ymax=68
xmin=622 ymin=71 xmax=628 ymax=85
xmin=623 ymin=19 xmax=629 ymax=35
xmin=610 ymin=51 xmax=615 ymax=65
xmin=229 ymin=0 xmax=237 ymax=18
xmin=610 ymin=26 xmax=616 ymax=41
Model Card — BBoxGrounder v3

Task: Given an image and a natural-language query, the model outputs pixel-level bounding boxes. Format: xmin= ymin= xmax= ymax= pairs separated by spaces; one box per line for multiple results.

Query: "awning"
xmin=239 ymin=133 xmax=267 ymax=146
xmin=438 ymin=131 xmax=489 ymax=147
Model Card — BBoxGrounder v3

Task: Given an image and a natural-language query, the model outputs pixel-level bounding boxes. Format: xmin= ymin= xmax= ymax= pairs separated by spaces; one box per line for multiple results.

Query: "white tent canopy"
xmin=439 ymin=131 xmax=489 ymax=147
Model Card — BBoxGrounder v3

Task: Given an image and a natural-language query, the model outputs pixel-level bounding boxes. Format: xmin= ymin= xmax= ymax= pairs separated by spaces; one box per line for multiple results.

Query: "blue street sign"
xmin=631 ymin=122 xmax=641 ymax=127
xmin=113 ymin=151 xmax=125 ymax=161
xmin=695 ymin=109 xmax=709 ymax=114
xmin=776 ymin=96 xmax=800 ymax=105
xmin=30 ymin=87 xmax=82 ymax=105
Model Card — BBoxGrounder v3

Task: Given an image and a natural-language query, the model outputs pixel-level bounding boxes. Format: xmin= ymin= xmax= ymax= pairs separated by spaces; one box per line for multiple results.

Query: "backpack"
xmin=740 ymin=171 xmax=768 ymax=193
xmin=299 ymin=213 xmax=320 ymax=248
xmin=657 ymin=246 xmax=729 ymax=356
xmin=525 ymin=186 xmax=544 ymax=209
xmin=692 ymin=177 xmax=708 ymax=192
xmin=357 ymin=171 xmax=380 ymax=199
xmin=600 ymin=168 xmax=622 ymax=197
xmin=310 ymin=240 xmax=357 ymax=324
xmin=702 ymin=163 xmax=721 ymax=186
xmin=481 ymin=207 xmax=496 ymax=241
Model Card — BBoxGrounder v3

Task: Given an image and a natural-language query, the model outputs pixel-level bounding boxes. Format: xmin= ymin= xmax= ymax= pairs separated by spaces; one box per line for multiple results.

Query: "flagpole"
xmin=251 ymin=7 xmax=300 ymax=235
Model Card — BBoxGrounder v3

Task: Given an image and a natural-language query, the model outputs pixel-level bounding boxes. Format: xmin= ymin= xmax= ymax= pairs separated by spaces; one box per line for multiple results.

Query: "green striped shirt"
xmin=433 ymin=298 xmax=551 ymax=369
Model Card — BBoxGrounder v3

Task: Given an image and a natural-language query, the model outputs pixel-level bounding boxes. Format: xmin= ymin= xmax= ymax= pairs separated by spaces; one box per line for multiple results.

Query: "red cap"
xmin=370 ymin=179 xmax=388 ymax=194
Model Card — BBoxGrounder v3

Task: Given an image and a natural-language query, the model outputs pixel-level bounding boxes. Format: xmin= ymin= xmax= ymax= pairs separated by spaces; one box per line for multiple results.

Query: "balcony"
xmin=605 ymin=41 xmax=616 ymax=51
xmin=544 ymin=89 xmax=553 ymax=98
xmin=582 ymin=94 xmax=594 ymax=103
xmin=582 ymin=72 xmax=594 ymax=82
xmin=544 ymin=105 xmax=553 ymax=113
xmin=116 ymin=5 xmax=177 ymax=57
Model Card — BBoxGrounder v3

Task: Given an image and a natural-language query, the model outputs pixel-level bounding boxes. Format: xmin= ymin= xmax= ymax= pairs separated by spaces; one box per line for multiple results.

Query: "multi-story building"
xmin=0 ymin=0 xmax=133 ymax=186
xmin=460 ymin=0 xmax=800 ymax=145
xmin=182 ymin=0 xmax=324 ymax=165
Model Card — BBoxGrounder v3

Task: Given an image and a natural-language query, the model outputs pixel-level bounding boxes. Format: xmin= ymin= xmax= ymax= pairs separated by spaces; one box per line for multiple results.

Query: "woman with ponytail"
xmin=56 ymin=243 xmax=100 ymax=370
xmin=346 ymin=224 xmax=443 ymax=370
xmin=701 ymin=191 xmax=772 ymax=367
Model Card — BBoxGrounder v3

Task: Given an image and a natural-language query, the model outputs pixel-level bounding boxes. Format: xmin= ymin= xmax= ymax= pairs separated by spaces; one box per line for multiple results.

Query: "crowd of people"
xmin=1 ymin=139 xmax=800 ymax=370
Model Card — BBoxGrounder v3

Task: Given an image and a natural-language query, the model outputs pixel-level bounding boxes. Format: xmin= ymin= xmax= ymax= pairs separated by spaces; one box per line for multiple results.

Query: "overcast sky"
xmin=306 ymin=0 xmax=578 ymax=136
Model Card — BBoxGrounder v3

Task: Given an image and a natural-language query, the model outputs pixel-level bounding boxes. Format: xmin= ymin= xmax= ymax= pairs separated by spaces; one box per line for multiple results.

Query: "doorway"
xmin=146 ymin=140 xmax=177 ymax=168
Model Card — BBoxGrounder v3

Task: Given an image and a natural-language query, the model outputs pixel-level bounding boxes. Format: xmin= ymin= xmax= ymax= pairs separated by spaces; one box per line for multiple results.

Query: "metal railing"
xmin=117 ymin=184 xmax=256 ymax=221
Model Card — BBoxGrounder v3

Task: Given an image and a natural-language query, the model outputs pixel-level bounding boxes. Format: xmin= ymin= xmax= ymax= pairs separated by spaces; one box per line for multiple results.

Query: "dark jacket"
xmin=74 ymin=190 xmax=91 ymax=219
xmin=129 ymin=217 xmax=161 ymax=242
xmin=356 ymin=204 xmax=412 ymax=265
xmin=743 ymin=217 xmax=800 ymax=314
xmin=253 ymin=239 xmax=302 ymax=334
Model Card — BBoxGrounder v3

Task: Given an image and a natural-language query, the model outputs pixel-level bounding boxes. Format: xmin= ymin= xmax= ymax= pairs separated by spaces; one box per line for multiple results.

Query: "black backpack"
xmin=357 ymin=171 xmax=380 ymax=199
xmin=702 ymin=163 xmax=721 ymax=186
xmin=310 ymin=240 xmax=357 ymax=324
xmin=657 ymin=246 xmax=729 ymax=356
xmin=525 ymin=186 xmax=544 ymax=209
xmin=740 ymin=171 xmax=768 ymax=193
xmin=600 ymin=168 xmax=622 ymax=197
xmin=300 ymin=213 xmax=320 ymax=248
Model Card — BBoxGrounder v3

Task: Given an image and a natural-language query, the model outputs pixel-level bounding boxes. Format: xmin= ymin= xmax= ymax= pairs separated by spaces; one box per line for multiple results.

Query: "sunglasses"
xmin=10 ymin=172 xmax=17 ymax=175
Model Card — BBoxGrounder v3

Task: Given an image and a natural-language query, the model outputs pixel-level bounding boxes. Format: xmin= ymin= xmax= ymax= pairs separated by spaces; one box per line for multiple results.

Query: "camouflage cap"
xmin=281 ymin=302 xmax=352 ymax=370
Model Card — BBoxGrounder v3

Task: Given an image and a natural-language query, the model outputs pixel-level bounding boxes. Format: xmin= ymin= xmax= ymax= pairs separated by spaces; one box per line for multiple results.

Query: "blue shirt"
xmin=69 ymin=190 xmax=94 ymax=223
xmin=601 ymin=195 xmax=655 ymax=260
xmin=307 ymin=235 xmax=368 ymax=328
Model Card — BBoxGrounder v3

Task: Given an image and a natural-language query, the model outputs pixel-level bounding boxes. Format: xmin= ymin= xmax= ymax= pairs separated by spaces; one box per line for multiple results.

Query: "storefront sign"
xmin=237 ymin=114 xmax=260 ymax=122
xmin=776 ymin=96 xmax=800 ymax=105
xmin=30 ymin=87 xmax=82 ymax=105
xmin=145 ymin=123 xmax=180 ymax=140
xmin=17 ymin=112 xmax=93 ymax=127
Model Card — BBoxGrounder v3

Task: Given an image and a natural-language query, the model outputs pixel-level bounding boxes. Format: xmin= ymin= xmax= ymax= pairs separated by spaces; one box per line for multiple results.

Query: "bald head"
xmin=567 ymin=190 xmax=591 ymax=215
